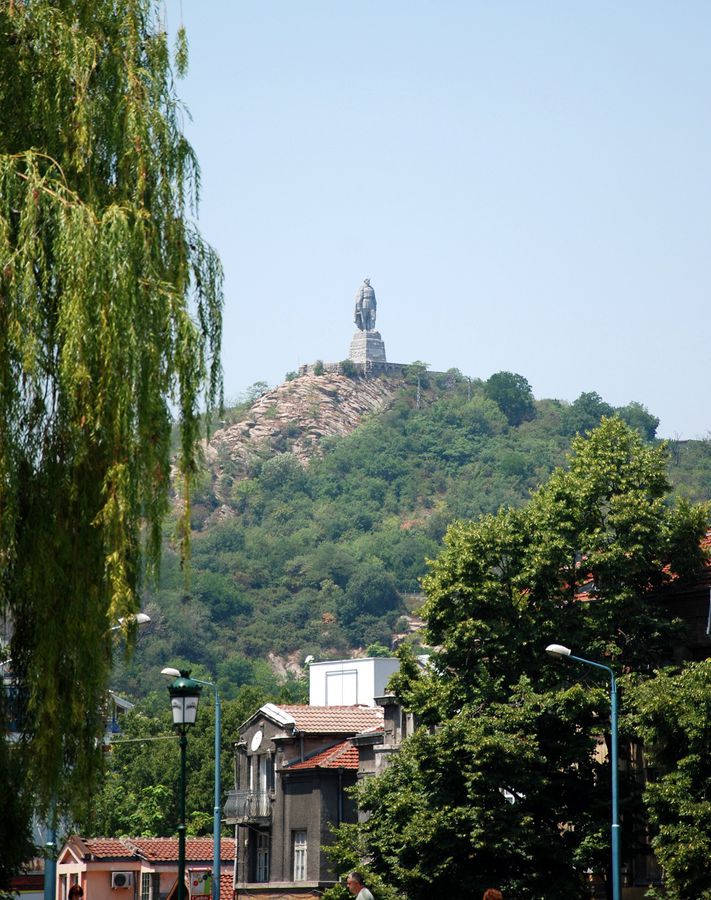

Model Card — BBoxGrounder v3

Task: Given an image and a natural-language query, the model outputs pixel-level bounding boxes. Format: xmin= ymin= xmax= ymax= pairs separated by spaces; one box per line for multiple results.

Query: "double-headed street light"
xmin=545 ymin=643 xmax=620 ymax=900
xmin=162 ymin=669 xmax=221 ymax=900
xmin=163 ymin=670 xmax=203 ymax=900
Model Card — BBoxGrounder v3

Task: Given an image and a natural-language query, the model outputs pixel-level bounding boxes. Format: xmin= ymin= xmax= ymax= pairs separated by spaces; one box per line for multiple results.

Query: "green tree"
xmin=243 ymin=381 xmax=270 ymax=403
xmin=327 ymin=420 xmax=708 ymax=898
xmin=403 ymin=361 xmax=431 ymax=390
xmin=561 ymin=391 xmax=614 ymax=435
xmin=0 ymin=0 xmax=222 ymax=856
xmin=630 ymin=661 xmax=711 ymax=899
xmin=339 ymin=358 xmax=359 ymax=378
xmin=483 ymin=371 xmax=535 ymax=426
xmin=340 ymin=559 xmax=402 ymax=625
xmin=328 ymin=677 xmax=605 ymax=900
xmin=617 ymin=401 xmax=659 ymax=441
xmin=88 ymin=687 xmax=270 ymax=838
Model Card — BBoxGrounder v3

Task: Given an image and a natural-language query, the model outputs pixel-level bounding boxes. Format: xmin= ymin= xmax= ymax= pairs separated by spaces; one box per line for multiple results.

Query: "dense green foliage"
xmin=483 ymin=370 xmax=535 ymax=426
xmin=0 ymin=0 xmax=222 ymax=865
xmin=84 ymin=666 xmax=311 ymax=838
xmin=323 ymin=420 xmax=709 ymax=900
xmin=113 ymin=372 xmax=711 ymax=702
xmin=630 ymin=661 xmax=711 ymax=899
xmin=88 ymin=685 xmax=283 ymax=838
xmin=96 ymin=388 xmax=711 ymax=886
xmin=0 ymin=730 xmax=34 ymax=889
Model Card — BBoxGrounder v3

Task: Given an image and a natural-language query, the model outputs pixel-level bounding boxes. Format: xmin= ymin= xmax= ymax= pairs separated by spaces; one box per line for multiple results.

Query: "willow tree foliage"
xmin=0 ymin=0 xmax=222 ymax=829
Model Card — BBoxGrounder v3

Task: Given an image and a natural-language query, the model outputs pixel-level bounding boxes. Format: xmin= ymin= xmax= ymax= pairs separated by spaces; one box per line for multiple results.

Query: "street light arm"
xmin=568 ymin=653 xmax=615 ymax=679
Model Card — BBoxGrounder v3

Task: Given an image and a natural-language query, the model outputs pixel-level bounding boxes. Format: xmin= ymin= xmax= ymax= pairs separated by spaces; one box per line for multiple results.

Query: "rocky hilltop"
xmin=205 ymin=373 xmax=401 ymax=478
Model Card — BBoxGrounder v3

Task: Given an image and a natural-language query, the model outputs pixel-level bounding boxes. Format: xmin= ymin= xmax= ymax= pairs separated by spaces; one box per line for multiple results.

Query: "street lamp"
xmin=111 ymin=612 xmax=151 ymax=632
xmin=163 ymin=668 xmax=221 ymax=900
xmin=545 ymin=643 xmax=620 ymax=900
xmin=164 ymin=669 xmax=203 ymax=900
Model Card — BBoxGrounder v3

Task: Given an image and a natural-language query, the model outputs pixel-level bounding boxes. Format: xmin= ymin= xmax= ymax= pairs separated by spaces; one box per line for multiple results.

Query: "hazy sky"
xmin=168 ymin=1 xmax=711 ymax=438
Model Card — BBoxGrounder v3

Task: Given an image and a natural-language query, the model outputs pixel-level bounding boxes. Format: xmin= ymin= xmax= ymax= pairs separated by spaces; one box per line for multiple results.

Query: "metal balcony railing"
xmin=223 ymin=790 xmax=272 ymax=824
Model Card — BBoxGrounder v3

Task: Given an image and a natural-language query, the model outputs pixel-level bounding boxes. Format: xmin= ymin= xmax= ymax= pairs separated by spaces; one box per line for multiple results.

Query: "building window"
xmin=141 ymin=873 xmax=151 ymax=900
xmin=257 ymin=753 xmax=275 ymax=793
xmin=292 ymin=830 xmax=307 ymax=882
xmin=256 ymin=832 xmax=270 ymax=882
xmin=60 ymin=875 xmax=67 ymax=900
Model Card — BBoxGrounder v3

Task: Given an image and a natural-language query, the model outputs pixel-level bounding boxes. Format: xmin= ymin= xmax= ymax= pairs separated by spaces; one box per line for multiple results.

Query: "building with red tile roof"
xmin=224 ymin=658 xmax=410 ymax=900
xmin=56 ymin=836 xmax=235 ymax=900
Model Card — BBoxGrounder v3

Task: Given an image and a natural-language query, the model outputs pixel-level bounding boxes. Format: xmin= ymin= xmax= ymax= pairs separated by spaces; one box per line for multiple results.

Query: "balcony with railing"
xmin=224 ymin=790 xmax=272 ymax=825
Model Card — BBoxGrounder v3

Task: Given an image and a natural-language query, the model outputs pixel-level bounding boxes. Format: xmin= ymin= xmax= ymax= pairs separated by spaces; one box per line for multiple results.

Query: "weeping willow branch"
xmin=0 ymin=0 xmax=223 ymax=823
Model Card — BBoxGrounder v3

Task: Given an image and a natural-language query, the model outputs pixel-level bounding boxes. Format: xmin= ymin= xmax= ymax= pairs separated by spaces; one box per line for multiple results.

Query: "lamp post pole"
xmin=163 ymin=669 xmax=220 ymax=900
xmin=42 ymin=800 xmax=57 ymax=900
xmin=178 ymin=727 xmax=188 ymax=900
xmin=545 ymin=644 xmax=620 ymax=900
xmin=191 ymin=678 xmax=221 ymax=900
xmin=165 ymin=670 xmax=202 ymax=900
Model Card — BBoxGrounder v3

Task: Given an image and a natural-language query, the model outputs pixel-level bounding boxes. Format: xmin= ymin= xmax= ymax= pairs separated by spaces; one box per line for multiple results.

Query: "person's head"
xmin=68 ymin=885 xmax=84 ymax=900
xmin=346 ymin=872 xmax=365 ymax=895
xmin=482 ymin=890 xmax=503 ymax=900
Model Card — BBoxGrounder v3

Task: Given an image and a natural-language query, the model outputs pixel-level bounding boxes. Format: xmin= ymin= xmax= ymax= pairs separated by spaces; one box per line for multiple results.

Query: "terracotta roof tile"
xmin=287 ymin=740 xmax=359 ymax=771
xmin=277 ymin=705 xmax=383 ymax=734
xmin=82 ymin=838 xmax=135 ymax=859
xmin=219 ymin=872 xmax=234 ymax=900
xmin=129 ymin=838 xmax=235 ymax=863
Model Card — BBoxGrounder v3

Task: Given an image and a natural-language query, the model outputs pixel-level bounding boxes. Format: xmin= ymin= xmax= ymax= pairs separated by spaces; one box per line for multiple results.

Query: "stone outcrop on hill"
xmin=205 ymin=373 xmax=399 ymax=479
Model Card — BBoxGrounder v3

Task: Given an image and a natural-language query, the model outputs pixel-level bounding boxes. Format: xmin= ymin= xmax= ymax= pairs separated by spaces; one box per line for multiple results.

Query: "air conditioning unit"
xmin=111 ymin=872 xmax=134 ymax=889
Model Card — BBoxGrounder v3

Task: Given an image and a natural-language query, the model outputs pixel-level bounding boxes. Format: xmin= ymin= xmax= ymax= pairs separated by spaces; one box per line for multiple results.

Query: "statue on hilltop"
xmin=354 ymin=278 xmax=377 ymax=331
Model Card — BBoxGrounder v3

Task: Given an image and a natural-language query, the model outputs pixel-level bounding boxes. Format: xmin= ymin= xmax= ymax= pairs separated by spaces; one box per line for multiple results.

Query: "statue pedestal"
xmin=349 ymin=330 xmax=387 ymax=365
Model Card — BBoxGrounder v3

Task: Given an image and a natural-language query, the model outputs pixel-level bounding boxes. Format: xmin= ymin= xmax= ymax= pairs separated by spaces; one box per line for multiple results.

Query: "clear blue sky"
xmin=168 ymin=1 xmax=711 ymax=438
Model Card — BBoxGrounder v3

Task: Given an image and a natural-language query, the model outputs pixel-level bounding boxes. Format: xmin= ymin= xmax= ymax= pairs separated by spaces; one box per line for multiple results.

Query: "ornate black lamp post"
xmin=166 ymin=670 xmax=202 ymax=900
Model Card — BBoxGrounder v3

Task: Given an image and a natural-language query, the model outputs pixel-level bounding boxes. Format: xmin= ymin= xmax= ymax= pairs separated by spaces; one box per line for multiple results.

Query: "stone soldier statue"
xmin=354 ymin=278 xmax=377 ymax=332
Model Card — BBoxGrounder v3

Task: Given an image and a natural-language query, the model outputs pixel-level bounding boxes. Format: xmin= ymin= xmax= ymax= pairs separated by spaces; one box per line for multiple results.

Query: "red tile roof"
xmin=82 ymin=838 xmax=135 ymax=859
xmin=277 ymin=705 xmax=383 ymax=734
xmin=128 ymin=838 xmax=236 ymax=862
xmin=287 ymin=740 xmax=359 ymax=771
xmin=70 ymin=837 xmax=235 ymax=864
xmin=219 ymin=872 xmax=234 ymax=900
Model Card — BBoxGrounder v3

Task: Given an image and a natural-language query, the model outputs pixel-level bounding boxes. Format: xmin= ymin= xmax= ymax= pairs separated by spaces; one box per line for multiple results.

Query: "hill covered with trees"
xmin=112 ymin=368 xmax=711 ymax=700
